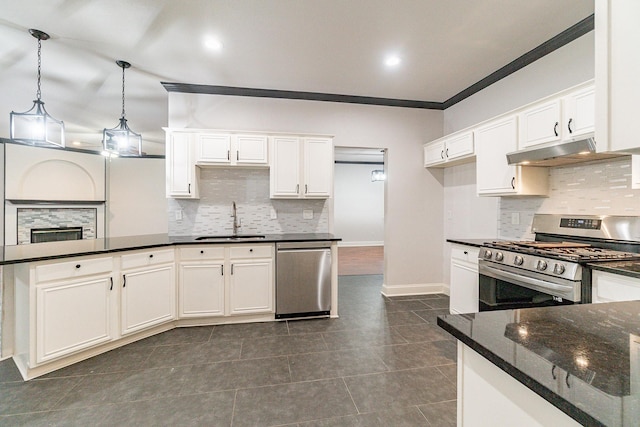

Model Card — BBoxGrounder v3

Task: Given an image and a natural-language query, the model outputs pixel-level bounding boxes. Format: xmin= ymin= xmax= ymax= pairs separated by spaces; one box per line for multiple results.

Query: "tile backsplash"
xmin=499 ymin=157 xmax=640 ymax=239
xmin=167 ymin=168 xmax=329 ymax=236
xmin=17 ymin=208 xmax=97 ymax=245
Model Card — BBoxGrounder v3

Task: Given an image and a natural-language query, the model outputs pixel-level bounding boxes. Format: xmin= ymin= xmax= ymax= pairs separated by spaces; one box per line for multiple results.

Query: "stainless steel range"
xmin=478 ymin=214 xmax=640 ymax=311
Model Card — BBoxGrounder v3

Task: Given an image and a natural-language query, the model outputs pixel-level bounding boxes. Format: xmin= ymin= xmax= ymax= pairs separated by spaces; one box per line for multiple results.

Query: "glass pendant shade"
xmin=10 ymin=29 xmax=65 ymax=148
xmin=102 ymin=60 xmax=142 ymax=157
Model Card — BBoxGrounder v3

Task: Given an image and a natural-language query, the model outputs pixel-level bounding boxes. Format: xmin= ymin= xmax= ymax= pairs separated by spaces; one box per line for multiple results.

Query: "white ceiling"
xmin=0 ymin=0 xmax=594 ymax=154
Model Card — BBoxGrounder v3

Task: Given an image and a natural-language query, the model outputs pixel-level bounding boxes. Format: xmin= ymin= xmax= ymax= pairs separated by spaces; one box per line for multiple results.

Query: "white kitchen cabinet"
xmin=424 ymin=131 xmax=474 ymax=168
xmin=228 ymin=245 xmax=274 ymax=315
xmin=518 ymin=99 xmax=562 ymax=148
xmin=633 ymin=156 xmax=640 ymax=190
xmin=592 ymin=270 xmax=640 ymax=303
xmin=178 ymin=246 xmax=226 ymax=318
xmin=165 ymin=131 xmax=199 ymax=198
xmin=562 ymin=85 xmax=595 ymax=141
xmin=449 ymin=244 xmax=480 ymax=314
xmin=596 ymin=0 xmax=640 ymax=153
xmin=475 ymin=116 xmax=548 ymax=196
xmin=120 ymin=249 xmax=176 ymax=336
xmin=270 ymin=136 xmax=333 ymax=199
xmin=196 ymin=133 xmax=268 ymax=166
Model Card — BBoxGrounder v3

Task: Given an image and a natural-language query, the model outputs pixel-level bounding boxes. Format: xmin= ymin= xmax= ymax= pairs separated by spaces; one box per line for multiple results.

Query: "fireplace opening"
xmin=31 ymin=227 xmax=83 ymax=244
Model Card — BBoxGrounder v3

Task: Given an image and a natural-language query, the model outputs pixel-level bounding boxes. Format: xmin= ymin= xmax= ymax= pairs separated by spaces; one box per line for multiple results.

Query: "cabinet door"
xmin=179 ymin=263 xmax=225 ymax=317
xmin=424 ymin=140 xmax=446 ymax=167
xmin=633 ymin=155 xmax=640 ymax=190
xmin=450 ymin=260 xmax=479 ymax=314
xmin=562 ymin=86 xmax=595 ymax=141
xmin=121 ymin=264 xmax=176 ymax=335
xmin=270 ymin=137 xmax=301 ymax=198
xmin=166 ymin=132 xmax=198 ymax=198
xmin=476 ymin=116 xmax=518 ymax=195
xmin=446 ymin=131 xmax=474 ymax=161
xmin=236 ymin=135 xmax=268 ymax=164
xmin=197 ymin=133 xmax=231 ymax=164
xmin=228 ymin=260 xmax=273 ymax=315
xmin=36 ymin=276 xmax=113 ymax=363
xmin=518 ymin=99 xmax=562 ymax=148
xmin=303 ymin=138 xmax=333 ymax=198
xmin=592 ymin=270 xmax=640 ymax=303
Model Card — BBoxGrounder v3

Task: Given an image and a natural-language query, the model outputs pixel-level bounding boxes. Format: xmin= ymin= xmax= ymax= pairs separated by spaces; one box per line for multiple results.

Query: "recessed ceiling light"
xmin=204 ymin=36 xmax=223 ymax=52
xmin=384 ymin=55 xmax=401 ymax=67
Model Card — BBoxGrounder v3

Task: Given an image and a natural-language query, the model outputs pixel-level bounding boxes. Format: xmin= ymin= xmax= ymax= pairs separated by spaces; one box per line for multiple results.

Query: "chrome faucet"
xmin=232 ymin=201 xmax=241 ymax=236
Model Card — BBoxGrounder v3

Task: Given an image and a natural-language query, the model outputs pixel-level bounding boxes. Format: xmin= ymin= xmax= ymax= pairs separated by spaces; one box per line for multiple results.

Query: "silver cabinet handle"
xmin=441 ymin=150 xmax=444 ymax=159
xmin=296 ymin=184 xmax=300 ymax=194
xmin=122 ymin=274 xmax=127 ymax=288
xmin=567 ymin=118 xmax=573 ymax=134
xmin=231 ymin=264 xmax=234 ymax=275
xmin=221 ymin=265 xmax=224 ymax=276
xmin=305 ymin=184 xmax=308 ymax=194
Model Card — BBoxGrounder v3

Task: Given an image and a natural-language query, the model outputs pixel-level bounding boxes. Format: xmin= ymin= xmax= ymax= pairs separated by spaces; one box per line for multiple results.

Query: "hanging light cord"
xmin=121 ymin=64 xmax=126 ymax=119
xmin=36 ymin=36 xmax=42 ymax=101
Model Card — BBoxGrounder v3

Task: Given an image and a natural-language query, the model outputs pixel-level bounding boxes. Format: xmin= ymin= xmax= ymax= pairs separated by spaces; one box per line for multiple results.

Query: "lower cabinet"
xmin=178 ymin=246 xmax=226 ymax=317
xmin=592 ymin=270 xmax=640 ymax=303
xmin=36 ymin=275 xmax=115 ymax=364
xmin=449 ymin=244 xmax=480 ymax=314
xmin=229 ymin=259 xmax=273 ymax=315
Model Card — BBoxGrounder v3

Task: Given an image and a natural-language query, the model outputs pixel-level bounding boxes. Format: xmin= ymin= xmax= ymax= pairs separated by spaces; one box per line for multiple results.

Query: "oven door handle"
xmin=479 ymin=263 xmax=576 ymax=297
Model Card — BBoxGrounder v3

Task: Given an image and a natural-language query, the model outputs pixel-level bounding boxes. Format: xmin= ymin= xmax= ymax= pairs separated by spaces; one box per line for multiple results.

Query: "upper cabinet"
xmin=165 ymin=131 xmax=199 ymax=199
xmin=518 ymin=99 xmax=562 ymax=148
xmin=423 ymin=131 xmax=474 ymax=168
xmin=196 ymin=133 xmax=268 ymax=166
xmin=562 ymin=85 xmax=595 ymax=141
xmin=595 ymin=0 xmax=640 ymax=153
xmin=270 ymin=137 xmax=333 ymax=199
xmin=475 ymin=116 xmax=548 ymax=196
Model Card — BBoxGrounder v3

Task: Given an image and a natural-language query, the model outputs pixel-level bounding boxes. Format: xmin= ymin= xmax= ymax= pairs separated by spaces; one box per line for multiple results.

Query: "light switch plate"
xmin=270 ymin=207 xmax=277 ymax=219
xmin=511 ymin=212 xmax=520 ymax=225
xmin=303 ymin=209 xmax=313 ymax=219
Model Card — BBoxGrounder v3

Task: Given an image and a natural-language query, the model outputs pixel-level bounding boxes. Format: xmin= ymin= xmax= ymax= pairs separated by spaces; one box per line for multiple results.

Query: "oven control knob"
xmin=495 ymin=252 xmax=504 ymax=261
xmin=483 ymin=250 xmax=493 ymax=260
xmin=514 ymin=255 xmax=524 ymax=266
xmin=553 ymin=264 xmax=565 ymax=275
xmin=536 ymin=260 xmax=548 ymax=271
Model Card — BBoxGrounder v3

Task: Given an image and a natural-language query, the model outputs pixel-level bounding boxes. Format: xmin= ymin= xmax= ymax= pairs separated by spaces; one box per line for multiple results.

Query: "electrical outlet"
xmin=303 ymin=209 xmax=313 ymax=219
xmin=175 ymin=210 xmax=183 ymax=221
xmin=270 ymin=207 xmax=277 ymax=219
xmin=511 ymin=212 xmax=520 ymax=225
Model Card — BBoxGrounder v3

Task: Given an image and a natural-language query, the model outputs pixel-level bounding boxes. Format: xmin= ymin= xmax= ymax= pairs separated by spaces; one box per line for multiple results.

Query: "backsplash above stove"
xmin=500 ymin=157 xmax=640 ymax=240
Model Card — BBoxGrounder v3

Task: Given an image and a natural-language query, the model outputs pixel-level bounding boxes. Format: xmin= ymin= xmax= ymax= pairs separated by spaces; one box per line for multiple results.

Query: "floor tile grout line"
xmin=341 ymin=377 xmax=361 ymax=415
xmin=229 ymin=389 xmax=238 ymax=427
xmin=48 ymin=373 xmax=87 ymax=411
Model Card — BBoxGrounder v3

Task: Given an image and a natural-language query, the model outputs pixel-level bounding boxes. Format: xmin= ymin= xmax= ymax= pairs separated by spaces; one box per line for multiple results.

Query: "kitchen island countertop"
xmin=0 ymin=233 xmax=340 ymax=265
xmin=438 ymin=302 xmax=640 ymax=426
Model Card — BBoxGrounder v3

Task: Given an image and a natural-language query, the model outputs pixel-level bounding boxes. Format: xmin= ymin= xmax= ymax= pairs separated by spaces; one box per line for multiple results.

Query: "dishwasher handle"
xmin=276 ymin=241 xmax=332 ymax=251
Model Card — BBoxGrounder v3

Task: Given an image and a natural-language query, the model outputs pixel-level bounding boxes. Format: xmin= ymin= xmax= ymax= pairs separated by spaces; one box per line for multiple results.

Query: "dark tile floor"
xmin=0 ymin=275 xmax=456 ymax=426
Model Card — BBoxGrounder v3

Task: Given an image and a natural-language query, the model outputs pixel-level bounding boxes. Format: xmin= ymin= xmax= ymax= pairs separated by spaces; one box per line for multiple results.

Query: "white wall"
xmin=440 ymin=32 xmax=595 ymax=286
xmin=334 ymin=163 xmax=384 ymax=246
xmin=107 ymin=157 xmax=168 ymax=237
xmin=169 ymin=94 xmax=444 ymax=294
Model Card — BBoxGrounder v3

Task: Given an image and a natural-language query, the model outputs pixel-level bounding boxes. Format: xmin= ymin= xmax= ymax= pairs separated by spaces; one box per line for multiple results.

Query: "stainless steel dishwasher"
xmin=275 ymin=241 xmax=332 ymax=319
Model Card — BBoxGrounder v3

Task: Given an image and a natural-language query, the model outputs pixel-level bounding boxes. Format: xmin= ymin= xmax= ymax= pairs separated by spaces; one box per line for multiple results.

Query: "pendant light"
xmin=10 ymin=29 xmax=65 ymax=148
xmin=102 ymin=60 xmax=142 ymax=157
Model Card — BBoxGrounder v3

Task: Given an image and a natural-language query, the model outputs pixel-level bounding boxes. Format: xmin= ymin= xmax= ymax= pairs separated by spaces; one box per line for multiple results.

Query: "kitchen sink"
xmin=195 ymin=235 xmax=266 ymax=241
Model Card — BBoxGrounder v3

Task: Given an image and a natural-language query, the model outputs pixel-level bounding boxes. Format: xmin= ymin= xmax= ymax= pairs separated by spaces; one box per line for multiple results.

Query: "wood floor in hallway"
xmin=338 ymin=245 xmax=384 ymax=276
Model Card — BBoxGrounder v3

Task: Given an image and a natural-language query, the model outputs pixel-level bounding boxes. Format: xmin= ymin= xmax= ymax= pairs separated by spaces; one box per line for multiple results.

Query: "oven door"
xmin=478 ymin=261 xmax=578 ymax=311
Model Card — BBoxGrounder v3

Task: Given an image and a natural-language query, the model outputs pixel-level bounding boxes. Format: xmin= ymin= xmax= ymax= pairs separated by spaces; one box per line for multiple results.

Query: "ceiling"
xmin=0 ymin=0 xmax=594 ymax=154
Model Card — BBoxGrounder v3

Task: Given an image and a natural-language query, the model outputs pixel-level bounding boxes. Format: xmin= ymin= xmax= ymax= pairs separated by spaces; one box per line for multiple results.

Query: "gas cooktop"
xmin=483 ymin=240 xmax=640 ymax=263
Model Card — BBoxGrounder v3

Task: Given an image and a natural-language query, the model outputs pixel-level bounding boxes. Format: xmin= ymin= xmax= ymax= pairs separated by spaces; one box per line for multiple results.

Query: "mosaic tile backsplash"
xmin=167 ymin=168 xmax=329 ymax=236
xmin=17 ymin=208 xmax=97 ymax=245
xmin=499 ymin=157 xmax=640 ymax=240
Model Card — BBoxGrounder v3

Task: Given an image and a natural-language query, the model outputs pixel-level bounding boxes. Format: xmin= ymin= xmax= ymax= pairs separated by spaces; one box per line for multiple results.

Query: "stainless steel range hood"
xmin=506 ymin=137 xmax=625 ymax=167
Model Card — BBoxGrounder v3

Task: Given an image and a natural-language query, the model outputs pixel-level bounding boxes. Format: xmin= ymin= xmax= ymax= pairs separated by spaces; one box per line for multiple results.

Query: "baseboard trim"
xmin=381 ymin=282 xmax=447 ymax=297
xmin=337 ymin=241 xmax=384 ymax=247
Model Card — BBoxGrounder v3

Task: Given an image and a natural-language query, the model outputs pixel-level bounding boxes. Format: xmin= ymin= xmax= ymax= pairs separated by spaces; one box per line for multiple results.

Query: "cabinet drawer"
xmin=180 ymin=246 xmax=225 ymax=260
xmin=229 ymin=245 xmax=273 ymax=259
xmin=451 ymin=246 xmax=480 ymax=264
xmin=35 ymin=257 xmax=114 ymax=283
xmin=121 ymin=248 xmax=175 ymax=270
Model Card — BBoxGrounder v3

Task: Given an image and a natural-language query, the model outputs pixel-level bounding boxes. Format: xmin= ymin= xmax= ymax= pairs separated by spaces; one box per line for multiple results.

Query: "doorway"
xmin=333 ymin=147 xmax=386 ymax=276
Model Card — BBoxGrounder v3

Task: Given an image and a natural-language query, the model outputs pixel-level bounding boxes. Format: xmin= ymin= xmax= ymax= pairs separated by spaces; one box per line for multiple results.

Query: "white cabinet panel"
xmin=229 ymin=260 xmax=273 ymax=315
xmin=303 ymin=137 xmax=333 ymax=198
xmin=120 ymin=248 xmax=175 ymax=270
xmin=121 ymin=265 xmax=176 ymax=335
xmin=236 ymin=135 xmax=268 ymax=164
xmin=592 ymin=270 xmax=640 ymax=303
xmin=166 ymin=131 xmax=198 ymax=198
xmin=36 ymin=276 xmax=114 ymax=363
xmin=423 ymin=132 xmax=474 ymax=168
xmin=179 ymin=263 xmax=225 ymax=317
xmin=450 ymin=245 xmax=480 ymax=314
xmin=518 ymin=99 xmax=562 ymax=148
xmin=196 ymin=133 xmax=231 ymax=164
xmin=424 ymin=140 xmax=446 ymax=167
xmin=35 ymin=257 xmax=114 ymax=283
xmin=270 ymin=136 xmax=301 ymax=197
xmin=562 ymin=85 xmax=595 ymax=140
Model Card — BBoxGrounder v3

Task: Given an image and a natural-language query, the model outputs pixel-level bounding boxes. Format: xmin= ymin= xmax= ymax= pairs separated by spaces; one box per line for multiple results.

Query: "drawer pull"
xmin=463 ymin=251 xmax=468 ymax=255
xmin=149 ymin=254 xmax=154 ymax=258
xmin=565 ymin=372 xmax=571 ymax=388
xmin=551 ymin=365 xmax=557 ymax=380
xmin=75 ymin=264 xmax=81 ymax=269
xmin=200 ymin=250 xmax=204 ymax=254
xmin=250 ymin=249 xmax=253 ymax=252
xmin=231 ymin=264 xmax=234 ymax=275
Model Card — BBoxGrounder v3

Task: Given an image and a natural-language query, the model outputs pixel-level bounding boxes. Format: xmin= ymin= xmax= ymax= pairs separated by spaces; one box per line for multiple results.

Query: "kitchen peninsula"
xmin=438 ymin=301 xmax=640 ymax=427
xmin=2 ymin=233 xmax=340 ymax=380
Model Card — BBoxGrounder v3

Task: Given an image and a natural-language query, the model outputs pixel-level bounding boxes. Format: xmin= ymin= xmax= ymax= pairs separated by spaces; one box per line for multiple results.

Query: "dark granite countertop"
xmin=438 ymin=302 xmax=640 ymax=427
xmin=0 ymin=233 xmax=340 ymax=265
xmin=589 ymin=261 xmax=640 ymax=280
xmin=446 ymin=238 xmax=497 ymax=248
